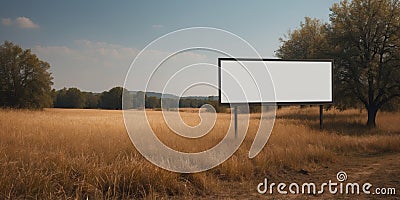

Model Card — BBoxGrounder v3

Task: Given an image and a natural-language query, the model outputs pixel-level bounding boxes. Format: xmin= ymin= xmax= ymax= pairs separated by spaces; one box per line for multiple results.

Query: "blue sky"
xmin=0 ymin=0 xmax=339 ymax=95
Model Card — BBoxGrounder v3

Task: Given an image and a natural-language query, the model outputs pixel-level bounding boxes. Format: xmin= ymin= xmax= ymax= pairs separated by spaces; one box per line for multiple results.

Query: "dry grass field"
xmin=0 ymin=107 xmax=399 ymax=199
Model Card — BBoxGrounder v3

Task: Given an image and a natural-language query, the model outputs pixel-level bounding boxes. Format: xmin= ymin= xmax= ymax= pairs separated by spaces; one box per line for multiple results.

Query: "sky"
xmin=0 ymin=0 xmax=340 ymax=95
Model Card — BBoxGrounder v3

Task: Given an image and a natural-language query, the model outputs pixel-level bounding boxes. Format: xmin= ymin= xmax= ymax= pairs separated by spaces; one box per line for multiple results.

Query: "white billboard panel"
xmin=219 ymin=59 xmax=333 ymax=104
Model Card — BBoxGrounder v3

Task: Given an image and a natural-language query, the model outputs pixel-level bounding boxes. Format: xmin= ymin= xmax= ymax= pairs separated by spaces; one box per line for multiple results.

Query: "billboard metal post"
xmin=234 ymin=105 xmax=238 ymax=139
xmin=319 ymin=105 xmax=323 ymax=129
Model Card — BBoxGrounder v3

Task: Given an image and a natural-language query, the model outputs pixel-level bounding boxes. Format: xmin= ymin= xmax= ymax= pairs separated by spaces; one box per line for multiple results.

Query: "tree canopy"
xmin=276 ymin=17 xmax=330 ymax=60
xmin=0 ymin=41 xmax=53 ymax=109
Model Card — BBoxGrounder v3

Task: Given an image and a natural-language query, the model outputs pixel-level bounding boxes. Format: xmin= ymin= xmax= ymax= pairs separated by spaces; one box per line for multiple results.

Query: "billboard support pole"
xmin=234 ymin=105 xmax=238 ymax=139
xmin=319 ymin=105 xmax=323 ymax=129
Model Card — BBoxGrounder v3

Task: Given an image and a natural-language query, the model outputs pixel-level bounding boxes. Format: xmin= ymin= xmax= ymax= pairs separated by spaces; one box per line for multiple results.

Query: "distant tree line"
xmin=51 ymin=87 xmax=231 ymax=111
xmin=52 ymin=87 xmax=127 ymax=110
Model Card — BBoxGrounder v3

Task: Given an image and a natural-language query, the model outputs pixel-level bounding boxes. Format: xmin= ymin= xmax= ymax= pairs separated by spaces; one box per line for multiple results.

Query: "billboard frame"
xmin=218 ymin=58 xmax=334 ymax=105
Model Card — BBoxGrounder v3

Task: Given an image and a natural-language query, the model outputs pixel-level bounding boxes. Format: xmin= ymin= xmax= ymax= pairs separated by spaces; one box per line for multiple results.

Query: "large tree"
xmin=329 ymin=0 xmax=400 ymax=127
xmin=276 ymin=0 xmax=400 ymax=127
xmin=0 ymin=41 xmax=53 ymax=109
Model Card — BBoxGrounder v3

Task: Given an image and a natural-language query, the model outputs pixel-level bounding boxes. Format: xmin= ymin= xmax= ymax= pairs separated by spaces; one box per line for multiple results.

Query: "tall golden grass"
xmin=0 ymin=107 xmax=399 ymax=199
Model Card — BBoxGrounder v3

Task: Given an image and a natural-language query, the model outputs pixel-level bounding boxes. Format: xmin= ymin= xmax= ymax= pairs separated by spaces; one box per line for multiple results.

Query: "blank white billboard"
xmin=219 ymin=59 xmax=333 ymax=104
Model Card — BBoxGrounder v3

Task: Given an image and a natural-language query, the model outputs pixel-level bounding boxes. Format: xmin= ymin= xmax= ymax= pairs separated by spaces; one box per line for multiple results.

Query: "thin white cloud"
xmin=1 ymin=18 xmax=12 ymax=26
xmin=1 ymin=17 xmax=39 ymax=29
xmin=33 ymin=45 xmax=73 ymax=55
xmin=73 ymin=39 xmax=139 ymax=62
xmin=152 ymin=24 xmax=164 ymax=29
xmin=16 ymin=17 xmax=39 ymax=29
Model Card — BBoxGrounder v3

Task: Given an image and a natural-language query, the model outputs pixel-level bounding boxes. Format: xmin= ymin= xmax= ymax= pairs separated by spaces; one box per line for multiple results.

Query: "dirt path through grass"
xmin=197 ymin=153 xmax=400 ymax=199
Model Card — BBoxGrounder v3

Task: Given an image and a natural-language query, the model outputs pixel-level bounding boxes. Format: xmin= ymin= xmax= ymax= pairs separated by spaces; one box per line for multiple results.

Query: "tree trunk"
xmin=366 ymin=105 xmax=378 ymax=128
